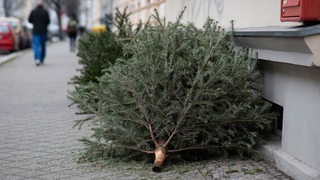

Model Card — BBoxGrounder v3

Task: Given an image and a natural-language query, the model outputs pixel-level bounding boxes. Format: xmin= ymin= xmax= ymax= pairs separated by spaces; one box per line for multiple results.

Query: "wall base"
xmin=259 ymin=137 xmax=320 ymax=180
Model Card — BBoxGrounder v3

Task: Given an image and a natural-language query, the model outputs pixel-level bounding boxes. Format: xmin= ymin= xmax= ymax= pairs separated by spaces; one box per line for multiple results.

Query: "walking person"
xmin=28 ymin=0 xmax=50 ymax=66
xmin=67 ymin=14 xmax=78 ymax=52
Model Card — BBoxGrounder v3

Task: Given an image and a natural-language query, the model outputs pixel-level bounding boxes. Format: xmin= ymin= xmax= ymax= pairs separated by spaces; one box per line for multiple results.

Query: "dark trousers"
xmin=69 ymin=33 xmax=77 ymax=52
xmin=32 ymin=34 xmax=47 ymax=62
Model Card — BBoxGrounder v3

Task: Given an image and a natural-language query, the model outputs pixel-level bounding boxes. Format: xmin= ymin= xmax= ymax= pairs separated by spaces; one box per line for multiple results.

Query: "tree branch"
xmin=167 ymin=145 xmax=226 ymax=153
xmin=122 ymin=145 xmax=154 ymax=154
xmin=183 ymin=119 xmax=262 ymax=129
xmin=123 ymin=74 xmax=158 ymax=146
xmin=164 ymin=39 xmax=218 ymax=148
xmin=148 ymin=123 xmax=158 ymax=146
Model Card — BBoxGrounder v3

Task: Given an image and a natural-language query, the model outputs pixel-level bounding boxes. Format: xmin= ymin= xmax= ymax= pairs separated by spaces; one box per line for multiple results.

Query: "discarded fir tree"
xmin=70 ymin=11 xmax=276 ymax=172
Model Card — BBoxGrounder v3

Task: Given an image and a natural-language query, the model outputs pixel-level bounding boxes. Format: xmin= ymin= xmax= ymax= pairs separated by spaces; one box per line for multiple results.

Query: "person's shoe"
xmin=35 ymin=60 xmax=40 ymax=66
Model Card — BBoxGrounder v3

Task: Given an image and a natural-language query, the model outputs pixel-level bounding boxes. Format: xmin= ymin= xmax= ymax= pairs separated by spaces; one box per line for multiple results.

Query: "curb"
xmin=0 ymin=52 xmax=23 ymax=65
xmin=0 ymin=41 xmax=63 ymax=66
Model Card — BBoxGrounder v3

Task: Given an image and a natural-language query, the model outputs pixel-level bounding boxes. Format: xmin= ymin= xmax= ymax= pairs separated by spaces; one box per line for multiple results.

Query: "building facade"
xmin=169 ymin=1 xmax=320 ymax=180
xmin=113 ymin=0 xmax=166 ymax=25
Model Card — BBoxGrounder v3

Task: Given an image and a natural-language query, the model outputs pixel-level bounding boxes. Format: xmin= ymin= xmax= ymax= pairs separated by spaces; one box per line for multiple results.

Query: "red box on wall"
xmin=281 ymin=0 xmax=320 ymax=22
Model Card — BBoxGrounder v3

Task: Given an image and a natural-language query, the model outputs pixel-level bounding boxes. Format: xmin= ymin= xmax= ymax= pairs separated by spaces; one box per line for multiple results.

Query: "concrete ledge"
xmin=251 ymin=49 xmax=313 ymax=66
xmin=260 ymin=137 xmax=320 ymax=180
xmin=233 ymin=24 xmax=320 ymax=38
xmin=233 ymin=25 xmax=320 ymax=67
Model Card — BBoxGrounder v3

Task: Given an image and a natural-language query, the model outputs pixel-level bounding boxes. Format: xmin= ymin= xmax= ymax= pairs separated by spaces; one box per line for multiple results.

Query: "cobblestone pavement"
xmin=0 ymin=41 xmax=291 ymax=179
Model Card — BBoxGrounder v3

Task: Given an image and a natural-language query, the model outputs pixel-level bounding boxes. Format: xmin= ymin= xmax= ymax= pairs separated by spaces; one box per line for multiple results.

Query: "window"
xmin=0 ymin=25 xmax=9 ymax=33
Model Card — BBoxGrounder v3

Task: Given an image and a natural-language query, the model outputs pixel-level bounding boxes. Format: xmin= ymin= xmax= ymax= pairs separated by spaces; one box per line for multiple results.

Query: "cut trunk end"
xmin=152 ymin=146 xmax=167 ymax=172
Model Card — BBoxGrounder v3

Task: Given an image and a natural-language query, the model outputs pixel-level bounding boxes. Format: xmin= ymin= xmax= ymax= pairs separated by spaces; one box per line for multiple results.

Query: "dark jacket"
xmin=28 ymin=5 xmax=50 ymax=35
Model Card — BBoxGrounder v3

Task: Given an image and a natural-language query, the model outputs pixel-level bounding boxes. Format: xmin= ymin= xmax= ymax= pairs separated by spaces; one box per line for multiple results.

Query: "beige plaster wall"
xmin=165 ymin=0 xmax=300 ymax=29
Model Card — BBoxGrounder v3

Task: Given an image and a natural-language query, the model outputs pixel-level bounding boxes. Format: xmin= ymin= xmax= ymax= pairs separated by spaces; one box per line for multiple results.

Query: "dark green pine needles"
xmin=69 ymin=11 xmax=276 ymax=172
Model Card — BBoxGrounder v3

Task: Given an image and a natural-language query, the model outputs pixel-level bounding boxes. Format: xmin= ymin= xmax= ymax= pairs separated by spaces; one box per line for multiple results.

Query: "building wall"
xmin=164 ymin=1 xmax=320 ymax=179
xmin=23 ymin=0 xmax=33 ymax=21
xmin=114 ymin=0 xmax=166 ymax=25
xmin=262 ymin=61 xmax=320 ymax=172
xmin=100 ymin=0 xmax=113 ymax=18
xmin=112 ymin=0 xmax=300 ymax=29
xmin=166 ymin=0 xmax=300 ymax=29
xmin=80 ymin=0 xmax=113 ymax=28
xmin=0 ymin=0 xmax=34 ymax=23
xmin=0 ymin=0 xmax=4 ymax=17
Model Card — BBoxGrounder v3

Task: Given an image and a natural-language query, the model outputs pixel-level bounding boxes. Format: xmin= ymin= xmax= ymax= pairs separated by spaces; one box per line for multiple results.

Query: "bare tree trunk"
xmin=3 ymin=0 xmax=25 ymax=17
xmin=3 ymin=0 xmax=11 ymax=17
xmin=64 ymin=0 xmax=80 ymax=17
xmin=56 ymin=9 xmax=64 ymax=40
xmin=45 ymin=0 xmax=80 ymax=41
xmin=45 ymin=0 xmax=64 ymax=41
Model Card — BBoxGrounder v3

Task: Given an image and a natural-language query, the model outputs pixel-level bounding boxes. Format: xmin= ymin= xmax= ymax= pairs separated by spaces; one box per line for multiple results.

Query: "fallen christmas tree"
xmin=69 ymin=11 xmax=276 ymax=172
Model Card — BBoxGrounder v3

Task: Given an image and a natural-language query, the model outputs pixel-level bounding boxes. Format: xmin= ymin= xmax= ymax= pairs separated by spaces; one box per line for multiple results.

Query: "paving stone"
xmin=11 ymin=169 xmax=48 ymax=179
xmin=0 ymin=174 xmax=25 ymax=180
xmin=35 ymin=173 xmax=73 ymax=180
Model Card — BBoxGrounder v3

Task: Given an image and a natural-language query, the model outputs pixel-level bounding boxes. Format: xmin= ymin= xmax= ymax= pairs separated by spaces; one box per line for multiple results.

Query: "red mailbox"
xmin=281 ymin=0 xmax=320 ymax=22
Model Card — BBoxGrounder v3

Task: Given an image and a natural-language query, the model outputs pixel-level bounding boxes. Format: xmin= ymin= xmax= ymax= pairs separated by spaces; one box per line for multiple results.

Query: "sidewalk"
xmin=0 ymin=41 xmax=92 ymax=179
xmin=0 ymin=41 xmax=291 ymax=180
